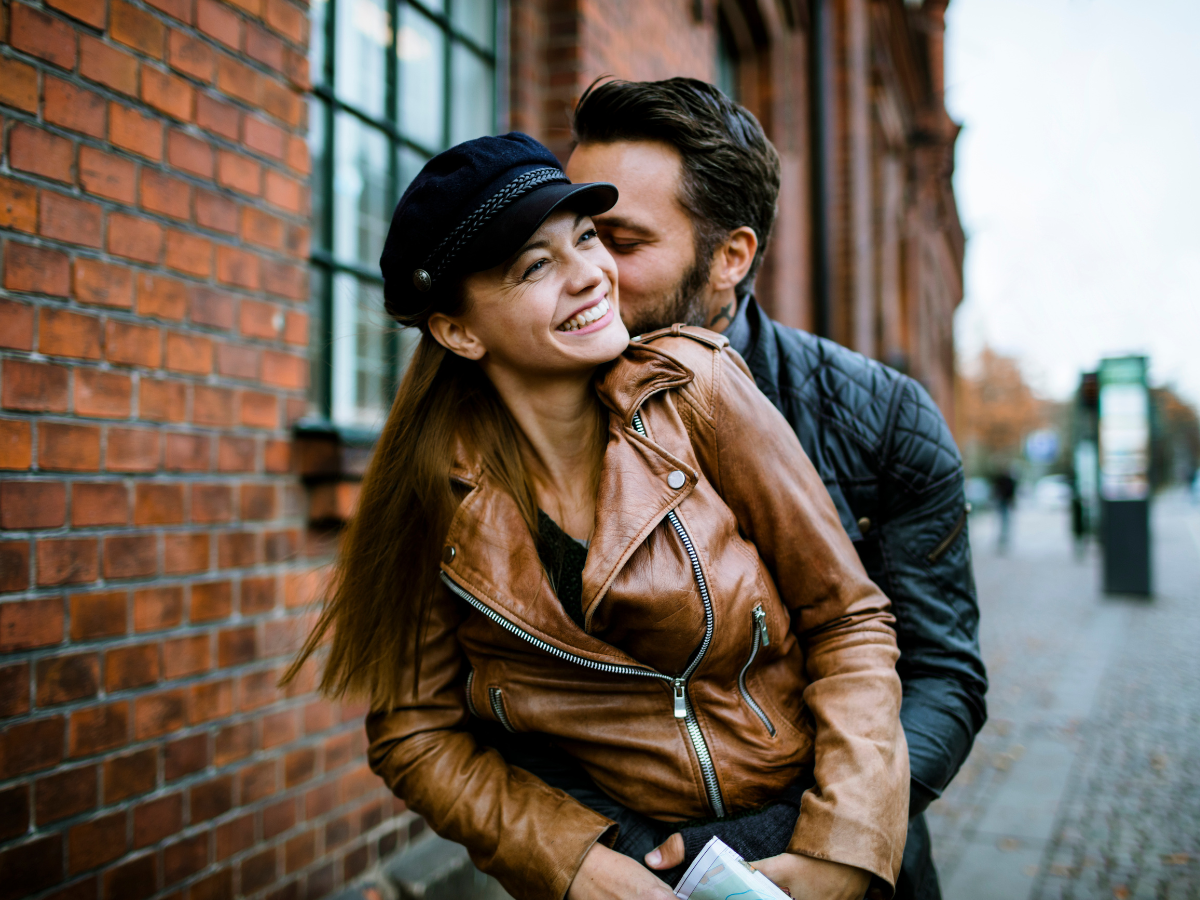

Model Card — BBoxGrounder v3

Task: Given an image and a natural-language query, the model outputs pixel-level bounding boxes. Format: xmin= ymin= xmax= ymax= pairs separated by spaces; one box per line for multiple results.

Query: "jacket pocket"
xmin=738 ymin=604 xmax=776 ymax=737
xmin=464 ymin=668 xmax=480 ymax=717
xmin=925 ymin=503 xmax=970 ymax=564
xmin=488 ymin=687 xmax=517 ymax=733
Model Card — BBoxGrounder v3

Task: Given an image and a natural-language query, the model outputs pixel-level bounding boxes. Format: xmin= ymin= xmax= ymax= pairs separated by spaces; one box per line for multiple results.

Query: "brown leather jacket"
xmin=366 ymin=328 xmax=909 ymax=899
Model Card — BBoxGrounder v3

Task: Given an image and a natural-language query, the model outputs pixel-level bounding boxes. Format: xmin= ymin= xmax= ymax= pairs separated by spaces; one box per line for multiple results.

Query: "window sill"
xmin=293 ymin=418 xmax=379 ymax=526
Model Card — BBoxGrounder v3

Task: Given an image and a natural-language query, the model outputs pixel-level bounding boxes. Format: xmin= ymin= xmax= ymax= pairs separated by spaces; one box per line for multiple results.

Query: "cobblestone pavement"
xmin=927 ymin=493 xmax=1200 ymax=900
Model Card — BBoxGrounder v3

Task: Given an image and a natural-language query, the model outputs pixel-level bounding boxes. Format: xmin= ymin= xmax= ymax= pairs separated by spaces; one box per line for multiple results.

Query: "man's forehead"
xmin=567 ymin=139 xmax=688 ymax=227
xmin=569 ymin=140 xmax=682 ymax=186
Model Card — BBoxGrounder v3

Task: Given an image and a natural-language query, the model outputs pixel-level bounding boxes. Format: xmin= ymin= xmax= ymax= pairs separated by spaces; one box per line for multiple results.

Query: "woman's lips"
xmin=557 ymin=296 xmax=611 ymax=333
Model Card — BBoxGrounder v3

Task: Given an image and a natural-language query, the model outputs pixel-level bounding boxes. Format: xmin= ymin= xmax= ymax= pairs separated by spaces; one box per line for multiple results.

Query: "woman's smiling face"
xmin=429 ymin=209 xmax=628 ymax=378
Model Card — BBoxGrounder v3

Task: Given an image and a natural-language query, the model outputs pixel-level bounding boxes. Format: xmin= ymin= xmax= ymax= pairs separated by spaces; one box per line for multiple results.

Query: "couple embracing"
xmin=287 ymin=78 xmax=986 ymax=900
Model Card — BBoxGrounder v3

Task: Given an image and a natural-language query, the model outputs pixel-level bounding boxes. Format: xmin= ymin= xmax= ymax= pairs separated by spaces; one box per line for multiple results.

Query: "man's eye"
xmin=606 ymin=239 xmax=643 ymax=251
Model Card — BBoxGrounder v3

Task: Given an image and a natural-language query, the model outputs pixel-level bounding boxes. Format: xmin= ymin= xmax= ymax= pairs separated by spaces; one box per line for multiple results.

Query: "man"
xmin=565 ymin=77 xmax=987 ymax=900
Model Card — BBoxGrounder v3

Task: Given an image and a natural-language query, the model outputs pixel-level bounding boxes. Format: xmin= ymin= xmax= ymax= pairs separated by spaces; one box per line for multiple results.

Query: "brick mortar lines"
xmin=2 ymin=0 xmax=312 ymax=80
xmin=0 ymin=55 xmax=312 ymax=179
xmin=15 ymin=782 xmax=399 ymax=900
xmin=0 ymin=559 xmax=317 ymax=604
xmin=0 ymin=54 xmax=311 ymax=183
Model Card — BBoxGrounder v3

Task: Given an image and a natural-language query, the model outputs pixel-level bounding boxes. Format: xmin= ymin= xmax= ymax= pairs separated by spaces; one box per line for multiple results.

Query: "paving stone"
xmin=928 ymin=495 xmax=1200 ymax=900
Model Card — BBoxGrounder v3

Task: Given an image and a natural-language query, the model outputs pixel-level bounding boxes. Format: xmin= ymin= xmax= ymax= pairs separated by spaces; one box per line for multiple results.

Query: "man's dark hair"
xmin=572 ymin=77 xmax=782 ymax=298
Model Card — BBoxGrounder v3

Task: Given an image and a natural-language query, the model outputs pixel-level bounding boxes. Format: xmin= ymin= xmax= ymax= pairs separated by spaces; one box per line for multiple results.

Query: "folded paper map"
xmin=673 ymin=836 xmax=791 ymax=900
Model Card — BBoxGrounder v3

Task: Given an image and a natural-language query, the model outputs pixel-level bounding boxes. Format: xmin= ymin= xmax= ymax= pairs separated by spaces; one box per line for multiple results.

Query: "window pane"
xmin=335 ymin=0 xmax=392 ymax=117
xmin=450 ymin=43 xmax=494 ymax=145
xmin=309 ymin=97 xmax=329 ymax=253
xmin=309 ymin=0 xmax=328 ymax=81
xmin=452 ymin=0 xmax=493 ymax=48
xmin=398 ymin=3 xmax=446 ymax=151
xmin=330 ymin=274 xmax=392 ymax=428
xmin=397 ymin=144 xmax=429 ymax=199
xmin=332 ymin=113 xmax=391 ymax=267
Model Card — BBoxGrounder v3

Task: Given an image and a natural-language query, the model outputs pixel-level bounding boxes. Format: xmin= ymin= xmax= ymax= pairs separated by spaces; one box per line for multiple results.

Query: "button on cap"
xmin=667 ymin=470 xmax=686 ymax=490
xmin=442 ymin=545 xmax=456 ymax=563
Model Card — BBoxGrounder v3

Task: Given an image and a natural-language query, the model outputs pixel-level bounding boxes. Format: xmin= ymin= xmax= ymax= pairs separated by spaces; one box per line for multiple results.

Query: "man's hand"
xmin=751 ymin=852 xmax=870 ymax=900
xmin=645 ymin=833 xmax=871 ymax=900
xmin=567 ymin=842 xmax=677 ymax=900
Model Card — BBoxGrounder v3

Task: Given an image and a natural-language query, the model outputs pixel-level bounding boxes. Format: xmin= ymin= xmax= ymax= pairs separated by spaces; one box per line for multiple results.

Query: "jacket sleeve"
xmin=690 ymin=345 xmax=910 ymax=890
xmin=876 ymin=379 xmax=988 ymax=811
xmin=365 ymin=585 xmax=616 ymax=900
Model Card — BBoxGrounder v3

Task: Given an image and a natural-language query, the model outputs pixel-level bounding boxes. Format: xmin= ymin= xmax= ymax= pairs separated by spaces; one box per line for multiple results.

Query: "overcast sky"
xmin=945 ymin=0 xmax=1200 ymax=405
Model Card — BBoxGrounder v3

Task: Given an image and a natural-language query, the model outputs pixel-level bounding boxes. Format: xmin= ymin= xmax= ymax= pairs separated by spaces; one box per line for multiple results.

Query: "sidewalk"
xmin=927 ymin=493 xmax=1200 ymax=899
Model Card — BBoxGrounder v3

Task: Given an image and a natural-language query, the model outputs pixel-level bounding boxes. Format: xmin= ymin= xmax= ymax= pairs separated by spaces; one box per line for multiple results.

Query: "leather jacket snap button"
xmin=667 ymin=470 xmax=686 ymax=490
xmin=442 ymin=545 xmax=456 ymax=563
xmin=856 ymin=517 xmax=872 ymax=534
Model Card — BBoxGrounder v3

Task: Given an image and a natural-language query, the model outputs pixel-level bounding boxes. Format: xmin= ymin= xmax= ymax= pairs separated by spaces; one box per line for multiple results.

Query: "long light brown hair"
xmin=282 ymin=309 xmax=551 ymax=708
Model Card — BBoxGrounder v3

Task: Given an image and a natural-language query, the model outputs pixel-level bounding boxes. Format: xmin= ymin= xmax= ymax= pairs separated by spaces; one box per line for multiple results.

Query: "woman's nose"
xmin=564 ymin=250 xmax=605 ymax=295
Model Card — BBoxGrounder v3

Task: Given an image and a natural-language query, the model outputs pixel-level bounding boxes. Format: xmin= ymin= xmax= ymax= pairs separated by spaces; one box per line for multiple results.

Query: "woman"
xmin=286 ymin=133 xmax=908 ymax=900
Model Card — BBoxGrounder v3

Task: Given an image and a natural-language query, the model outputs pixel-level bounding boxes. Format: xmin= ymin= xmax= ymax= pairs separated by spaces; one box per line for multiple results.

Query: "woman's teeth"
xmin=557 ymin=297 xmax=610 ymax=332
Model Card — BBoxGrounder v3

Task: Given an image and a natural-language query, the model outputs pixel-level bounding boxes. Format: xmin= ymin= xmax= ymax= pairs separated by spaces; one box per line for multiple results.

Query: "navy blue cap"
xmin=379 ymin=132 xmax=618 ymax=324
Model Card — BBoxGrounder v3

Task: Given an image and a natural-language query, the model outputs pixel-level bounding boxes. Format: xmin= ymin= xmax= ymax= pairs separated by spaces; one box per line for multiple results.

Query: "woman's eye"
xmin=521 ymin=259 xmax=547 ymax=280
xmin=579 ymin=228 xmax=598 ymax=244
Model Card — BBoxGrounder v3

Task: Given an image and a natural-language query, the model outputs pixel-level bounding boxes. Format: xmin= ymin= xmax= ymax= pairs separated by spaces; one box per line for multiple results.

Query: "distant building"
xmin=0 ymin=1 xmax=963 ymax=896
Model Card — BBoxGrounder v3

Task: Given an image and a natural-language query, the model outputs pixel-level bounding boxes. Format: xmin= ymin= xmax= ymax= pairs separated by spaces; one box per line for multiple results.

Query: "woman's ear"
xmin=428 ymin=313 xmax=486 ymax=361
xmin=708 ymin=226 xmax=759 ymax=293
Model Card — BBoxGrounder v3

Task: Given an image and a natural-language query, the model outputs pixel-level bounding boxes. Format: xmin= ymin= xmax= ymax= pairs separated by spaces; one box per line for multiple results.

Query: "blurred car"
xmin=1034 ymin=474 xmax=1072 ymax=510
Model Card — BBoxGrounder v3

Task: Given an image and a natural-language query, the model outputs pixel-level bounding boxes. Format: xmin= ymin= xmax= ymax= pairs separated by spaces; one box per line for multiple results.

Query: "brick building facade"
xmin=0 ymin=1 xmax=962 ymax=898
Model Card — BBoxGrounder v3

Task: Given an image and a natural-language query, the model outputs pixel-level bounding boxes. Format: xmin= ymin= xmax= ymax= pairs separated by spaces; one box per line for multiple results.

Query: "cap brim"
xmin=465 ymin=181 xmax=619 ymax=273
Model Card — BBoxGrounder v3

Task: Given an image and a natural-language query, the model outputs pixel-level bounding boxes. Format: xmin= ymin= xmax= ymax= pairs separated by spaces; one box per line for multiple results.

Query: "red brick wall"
xmin=0 ymin=0 xmax=410 ymax=897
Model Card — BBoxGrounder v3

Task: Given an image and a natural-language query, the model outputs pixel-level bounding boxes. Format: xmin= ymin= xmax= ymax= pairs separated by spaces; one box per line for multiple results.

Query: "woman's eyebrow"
xmin=504 ymin=238 xmax=549 ymax=276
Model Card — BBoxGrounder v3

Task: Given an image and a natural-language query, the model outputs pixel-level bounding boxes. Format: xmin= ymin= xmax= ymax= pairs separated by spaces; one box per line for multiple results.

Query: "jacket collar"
xmin=593 ymin=341 xmax=694 ymax=426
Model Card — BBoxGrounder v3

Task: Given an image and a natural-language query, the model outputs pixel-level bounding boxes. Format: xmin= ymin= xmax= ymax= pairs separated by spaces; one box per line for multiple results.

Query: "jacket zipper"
xmin=437 ymin=409 xmax=726 ymax=817
xmin=464 ymin=669 xmax=479 ymax=718
xmin=737 ymin=605 xmax=776 ymax=736
xmin=488 ymin=687 xmax=516 ymax=732
xmin=631 ymin=410 xmax=724 ymax=817
xmin=926 ymin=503 xmax=971 ymax=564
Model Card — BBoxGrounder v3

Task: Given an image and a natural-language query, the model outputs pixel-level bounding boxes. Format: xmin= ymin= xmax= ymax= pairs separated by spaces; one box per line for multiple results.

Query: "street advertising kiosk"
xmin=1098 ymin=356 xmax=1152 ymax=594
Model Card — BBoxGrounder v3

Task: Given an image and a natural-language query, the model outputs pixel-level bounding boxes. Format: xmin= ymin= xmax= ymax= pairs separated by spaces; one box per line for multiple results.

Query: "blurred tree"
xmin=955 ymin=346 xmax=1065 ymax=478
xmin=1150 ymin=387 xmax=1200 ymax=487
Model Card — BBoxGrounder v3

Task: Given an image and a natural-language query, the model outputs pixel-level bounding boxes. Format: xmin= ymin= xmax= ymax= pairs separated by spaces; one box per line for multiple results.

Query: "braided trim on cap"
xmin=425 ymin=166 xmax=567 ymax=282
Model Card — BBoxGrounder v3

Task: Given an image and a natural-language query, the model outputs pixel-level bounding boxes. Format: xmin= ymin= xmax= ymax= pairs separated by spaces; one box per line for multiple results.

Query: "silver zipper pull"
xmin=754 ymin=605 xmax=769 ymax=646
xmin=673 ymin=679 xmax=687 ymax=718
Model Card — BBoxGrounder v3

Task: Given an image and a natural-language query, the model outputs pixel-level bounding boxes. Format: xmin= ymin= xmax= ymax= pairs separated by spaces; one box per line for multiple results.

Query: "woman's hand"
xmin=645 ymin=833 xmax=871 ymax=900
xmin=567 ymin=842 xmax=677 ymax=900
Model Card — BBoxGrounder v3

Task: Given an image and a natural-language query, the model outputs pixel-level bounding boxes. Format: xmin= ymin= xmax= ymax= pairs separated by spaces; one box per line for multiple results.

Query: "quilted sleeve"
xmin=879 ymin=379 xmax=988 ymax=807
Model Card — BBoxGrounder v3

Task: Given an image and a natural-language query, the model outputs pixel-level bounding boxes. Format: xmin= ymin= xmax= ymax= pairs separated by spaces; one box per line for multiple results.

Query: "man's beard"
xmin=622 ymin=248 xmax=713 ymax=337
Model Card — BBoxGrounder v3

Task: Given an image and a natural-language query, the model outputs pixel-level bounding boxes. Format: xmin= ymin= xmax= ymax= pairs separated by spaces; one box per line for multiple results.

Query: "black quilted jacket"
xmin=727 ymin=298 xmax=987 ymax=898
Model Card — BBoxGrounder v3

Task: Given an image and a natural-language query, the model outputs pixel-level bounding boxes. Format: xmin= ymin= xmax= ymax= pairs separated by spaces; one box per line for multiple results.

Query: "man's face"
xmin=566 ymin=140 xmax=711 ymax=336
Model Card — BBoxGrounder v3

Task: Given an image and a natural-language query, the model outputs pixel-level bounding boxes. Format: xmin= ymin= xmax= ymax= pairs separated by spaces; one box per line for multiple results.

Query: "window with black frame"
xmin=308 ymin=0 xmax=498 ymax=429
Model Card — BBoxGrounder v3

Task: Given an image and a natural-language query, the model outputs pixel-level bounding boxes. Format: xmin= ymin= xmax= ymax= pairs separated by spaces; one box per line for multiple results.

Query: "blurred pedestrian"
xmin=993 ymin=470 xmax=1017 ymax=553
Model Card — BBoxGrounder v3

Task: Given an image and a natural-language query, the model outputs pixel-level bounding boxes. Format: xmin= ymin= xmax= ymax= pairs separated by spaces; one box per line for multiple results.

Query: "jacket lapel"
xmin=443 ymin=342 xmax=702 ymax=653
